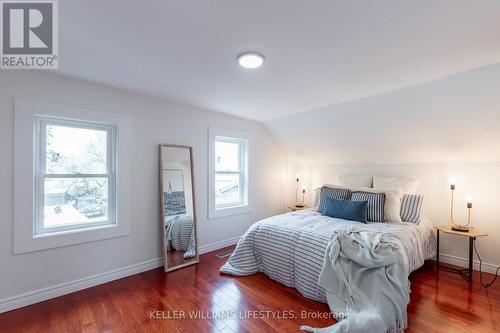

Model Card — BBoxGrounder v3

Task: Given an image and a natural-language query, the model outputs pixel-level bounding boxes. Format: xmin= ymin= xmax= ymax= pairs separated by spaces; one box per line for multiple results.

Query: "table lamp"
xmin=295 ymin=174 xmax=304 ymax=207
xmin=450 ymin=180 xmax=472 ymax=232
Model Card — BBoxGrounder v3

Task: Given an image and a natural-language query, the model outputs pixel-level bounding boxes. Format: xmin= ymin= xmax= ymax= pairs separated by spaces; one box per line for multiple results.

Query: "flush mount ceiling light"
xmin=237 ymin=52 xmax=265 ymax=69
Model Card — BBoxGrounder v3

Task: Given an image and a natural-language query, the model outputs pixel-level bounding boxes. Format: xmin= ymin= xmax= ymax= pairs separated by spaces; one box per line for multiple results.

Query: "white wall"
xmin=267 ymin=63 xmax=500 ymax=165
xmin=0 ymin=71 xmax=286 ymax=307
xmin=266 ymin=63 xmax=500 ymax=272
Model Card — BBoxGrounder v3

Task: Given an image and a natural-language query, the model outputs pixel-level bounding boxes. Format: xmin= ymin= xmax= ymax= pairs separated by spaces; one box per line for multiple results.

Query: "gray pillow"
xmin=400 ymin=194 xmax=425 ymax=224
xmin=351 ymin=191 xmax=385 ymax=222
xmin=317 ymin=186 xmax=352 ymax=214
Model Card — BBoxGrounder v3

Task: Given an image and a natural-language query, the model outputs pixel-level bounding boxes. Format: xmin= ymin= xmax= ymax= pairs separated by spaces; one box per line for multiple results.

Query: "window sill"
xmin=209 ymin=205 xmax=252 ymax=219
xmin=34 ymin=222 xmax=117 ymax=238
xmin=14 ymin=221 xmax=129 ymax=254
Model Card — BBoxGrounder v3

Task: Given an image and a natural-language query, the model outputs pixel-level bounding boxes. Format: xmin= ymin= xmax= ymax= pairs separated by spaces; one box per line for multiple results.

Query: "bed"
xmin=166 ymin=215 xmax=196 ymax=258
xmin=220 ymin=209 xmax=436 ymax=304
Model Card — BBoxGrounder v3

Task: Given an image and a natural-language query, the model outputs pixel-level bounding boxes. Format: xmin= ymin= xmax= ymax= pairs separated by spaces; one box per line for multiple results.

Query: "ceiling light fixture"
xmin=237 ymin=52 xmax=265 ymax=69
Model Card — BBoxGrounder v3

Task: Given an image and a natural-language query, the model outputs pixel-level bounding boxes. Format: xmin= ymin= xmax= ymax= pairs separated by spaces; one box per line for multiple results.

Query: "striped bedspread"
xmin=220 ymin=209 xmax=436 ymax=303
xmin=167 ymin=216 xmax=196 ymax=258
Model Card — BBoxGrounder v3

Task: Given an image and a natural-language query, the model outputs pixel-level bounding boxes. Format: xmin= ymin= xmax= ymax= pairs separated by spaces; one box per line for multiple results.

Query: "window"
xmin=14 ymin=98 xmax=131 ymax=254
xmin=208 ymin=127 xmax=252 ymax=218
xmin=35 ymin=117 xmax=116 ymax=235
xmin=215 ymin=137 xmax=247 ymax=208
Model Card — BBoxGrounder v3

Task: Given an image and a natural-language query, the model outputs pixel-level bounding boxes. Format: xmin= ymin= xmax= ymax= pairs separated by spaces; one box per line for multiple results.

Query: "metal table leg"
xmin=436 ymin=230 xmax=473 ymax=282
xmin=436 ymin=229 xmax=440 ymax=268
xmin=469 ymin=237 xmax=475 ymax=281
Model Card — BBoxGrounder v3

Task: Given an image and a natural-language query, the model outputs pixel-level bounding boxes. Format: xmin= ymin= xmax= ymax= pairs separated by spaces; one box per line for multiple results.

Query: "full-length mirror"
xmin=159 ymin=144 xmax=198 ymax=272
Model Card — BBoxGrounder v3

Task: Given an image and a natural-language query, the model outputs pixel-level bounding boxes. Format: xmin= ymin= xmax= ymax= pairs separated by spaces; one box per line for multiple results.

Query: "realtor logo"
xmin=1 ymin=0 xmax=58 ymax=69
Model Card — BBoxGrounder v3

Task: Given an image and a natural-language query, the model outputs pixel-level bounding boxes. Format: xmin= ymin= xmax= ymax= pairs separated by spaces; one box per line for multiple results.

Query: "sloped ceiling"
xmin=57 ymin=0 xmax=500 ymax=121
xmin=264 ymin=63 xmax=500 ymax=164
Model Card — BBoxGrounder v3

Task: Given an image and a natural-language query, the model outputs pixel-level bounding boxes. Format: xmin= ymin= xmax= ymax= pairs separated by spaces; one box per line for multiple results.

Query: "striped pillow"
xmin=318 ymin=186 xmax=352 ymax=214
xmin=351 ymin=191 xmax=385 ymax=222
xmin=400 ymin=194 xmax=425 ymax=224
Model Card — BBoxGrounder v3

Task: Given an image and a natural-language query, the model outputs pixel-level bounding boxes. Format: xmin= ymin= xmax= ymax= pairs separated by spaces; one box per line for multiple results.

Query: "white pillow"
xmin=338 ymin=174 xmax=373 ymax=188
xmin=313 ymin=188 xmax=321 ymax=209
xmin=359 ymin=187 xmax=403 ymax=223
xmin=373 ymin=176 xmax=418 ymax=194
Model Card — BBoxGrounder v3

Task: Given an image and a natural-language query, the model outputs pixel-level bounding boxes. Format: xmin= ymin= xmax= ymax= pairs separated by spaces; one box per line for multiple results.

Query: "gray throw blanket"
xmin=301 ymin=229 xmax=410 ymax=333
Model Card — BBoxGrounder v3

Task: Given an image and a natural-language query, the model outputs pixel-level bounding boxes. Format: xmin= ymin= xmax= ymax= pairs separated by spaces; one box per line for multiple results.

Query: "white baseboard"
xmin=3 ymin=239 xmax=496 ymax=315
xmin=199 ymin=236 xmax=241 ymax=254
xmin=0 ymin=237 xmax=242 ymax=314
xmin=438 ymin=253 xmax=499 ymax=274
xmin=0 ymin=257 xmax=163 ymax=314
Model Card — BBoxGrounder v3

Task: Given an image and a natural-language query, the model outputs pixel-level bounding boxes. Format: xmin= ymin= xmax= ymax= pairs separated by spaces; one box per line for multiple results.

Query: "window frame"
xmin=13 ymin=98 xmax=131 ymax=254
xmin=208 ymin=127 xmax=253 ymax=219
xmin=34 ymin=117 xmax=117 ymax=235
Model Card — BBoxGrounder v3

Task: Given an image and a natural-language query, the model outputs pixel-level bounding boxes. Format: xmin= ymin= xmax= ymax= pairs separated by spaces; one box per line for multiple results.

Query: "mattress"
xmin=220 ymin=209 xmax=436 ymax=303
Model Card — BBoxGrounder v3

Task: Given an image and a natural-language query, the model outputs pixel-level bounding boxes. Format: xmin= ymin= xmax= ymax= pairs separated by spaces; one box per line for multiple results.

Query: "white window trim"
xmin=13 ymin=98 xmax=131 ymax=254
xmin=34 ymin=117 xmax=117 ymax=235
xmin=208 ymin=127 xmax=253 ymax=219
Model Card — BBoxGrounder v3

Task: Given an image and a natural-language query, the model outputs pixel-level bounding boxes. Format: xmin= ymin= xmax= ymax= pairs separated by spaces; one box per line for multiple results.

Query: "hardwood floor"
xmin=1 ymin=246 xmax=499 ymax=332
xmin=166 ymin=250 xmax=197 ymax=269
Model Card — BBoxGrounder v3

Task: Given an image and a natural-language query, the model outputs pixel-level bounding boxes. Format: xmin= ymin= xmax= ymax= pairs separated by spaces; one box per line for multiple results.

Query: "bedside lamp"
xmin=299 ymin=186 xmax=306 ymax=207
xmin=466 ymin=196 xmax=473 ymax=225
xmin=449 ymin=180 xmax=472 ymax=232
xmin=295 ymin=174 xmax=304 ymax=208
xmin=451 ymin=196 xmax=472 ymax=232
xmin=449 ymin=179 xmax=456 ymax=225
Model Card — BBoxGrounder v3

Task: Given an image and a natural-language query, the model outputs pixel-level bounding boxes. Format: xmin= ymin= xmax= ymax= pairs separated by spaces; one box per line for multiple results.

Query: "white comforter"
xmin=220 ymin=209 xmax=436 ymax=304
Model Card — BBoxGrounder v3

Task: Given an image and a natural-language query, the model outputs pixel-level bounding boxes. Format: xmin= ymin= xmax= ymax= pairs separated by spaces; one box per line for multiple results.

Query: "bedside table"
xmin=436 ymin=225 xmax=488 ymax=281
xmin=288 ymin=205 xmax=311 ymax=212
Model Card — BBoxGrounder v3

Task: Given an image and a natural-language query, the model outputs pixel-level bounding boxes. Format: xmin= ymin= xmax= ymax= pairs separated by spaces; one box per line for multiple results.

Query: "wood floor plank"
xmin=1 ymin=246 xmax=499 ymax=332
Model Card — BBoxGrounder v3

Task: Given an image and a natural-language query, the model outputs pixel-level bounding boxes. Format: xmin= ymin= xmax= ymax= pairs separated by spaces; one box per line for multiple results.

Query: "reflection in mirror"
xmin=159 ymin=144 xmax=198 ymax=272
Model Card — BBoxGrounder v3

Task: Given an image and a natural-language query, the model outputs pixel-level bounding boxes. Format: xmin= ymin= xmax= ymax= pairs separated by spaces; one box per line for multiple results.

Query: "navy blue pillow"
xmin=317 ymin=186 xmax=352 ymax=214
xmin=323 ymin=198 xmax=368 ymax=223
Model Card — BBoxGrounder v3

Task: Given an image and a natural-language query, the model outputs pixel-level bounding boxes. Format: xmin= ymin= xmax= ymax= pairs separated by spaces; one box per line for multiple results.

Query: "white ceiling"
xmin=58 ymin=0 xmax=500 ymax=121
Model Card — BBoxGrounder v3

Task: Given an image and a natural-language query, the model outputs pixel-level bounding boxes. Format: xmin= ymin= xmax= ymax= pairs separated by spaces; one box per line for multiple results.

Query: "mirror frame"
xmin=159 ymin=144 xmax=199 ymax=272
